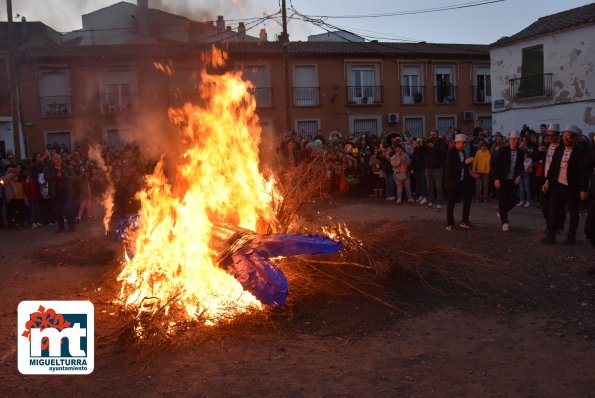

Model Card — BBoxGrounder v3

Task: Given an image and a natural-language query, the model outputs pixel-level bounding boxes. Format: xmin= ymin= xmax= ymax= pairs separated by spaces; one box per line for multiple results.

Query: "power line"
xmin=296 ymin=0 xmax=506 ymax=19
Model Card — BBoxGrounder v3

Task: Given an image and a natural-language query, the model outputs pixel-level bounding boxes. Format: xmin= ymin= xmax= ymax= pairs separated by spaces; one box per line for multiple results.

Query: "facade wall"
xmin=490 ymin=24 xmax=595 ymax=134
xmin=16 ymin=48 xmax=491 ymax=155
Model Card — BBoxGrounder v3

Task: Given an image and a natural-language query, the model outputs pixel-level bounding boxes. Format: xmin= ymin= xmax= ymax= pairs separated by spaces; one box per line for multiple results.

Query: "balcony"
xmin=292 ymin=87 xmax=320 ymax=107
xmin=346 ymin=86 xmax=383 ymax=105
xmin=401 ymin=85 xmax=425 ymax=104
xmin=99 ymin=92 xmax=136 ymax=115
xmin=509 ymin=73 xmax=553 ymax=100
xmin=248 ymin=87 xmax=273 ymax=108
xmin=41 ymin=95 xmax=72 ymax=117
xmin=472 ymin=86 xmax=492 ymax=104
xmin=434 ymin=85 xmax=457 ymax=104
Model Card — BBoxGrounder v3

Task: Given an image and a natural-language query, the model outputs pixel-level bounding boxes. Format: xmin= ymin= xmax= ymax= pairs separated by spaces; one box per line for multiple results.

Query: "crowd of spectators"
xmin=0 ymin=141 xmax=146 ymax=231
xmin=278 ymin=123 xmax=595 ymax=211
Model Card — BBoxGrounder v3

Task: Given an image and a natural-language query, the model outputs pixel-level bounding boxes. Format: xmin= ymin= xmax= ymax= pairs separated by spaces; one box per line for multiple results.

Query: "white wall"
xmin=490 ymin=24 xmax=595 ymax=134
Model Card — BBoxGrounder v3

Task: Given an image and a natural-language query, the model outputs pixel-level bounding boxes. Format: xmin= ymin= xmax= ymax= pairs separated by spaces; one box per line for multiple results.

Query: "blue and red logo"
xmin=18 ymin=301 xmax=94 ymax=374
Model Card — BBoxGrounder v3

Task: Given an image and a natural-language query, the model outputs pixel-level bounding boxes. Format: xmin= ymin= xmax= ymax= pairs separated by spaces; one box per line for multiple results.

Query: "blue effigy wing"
xmin=115 ymin=213 xmax=141 ymax=242
xmin=252 ymin=234 xmax=343 ymax=258
xmin=227 ymin=248 xmax=289 ymax=306
xmin=218 ymin=234 xmax=341 ymax=306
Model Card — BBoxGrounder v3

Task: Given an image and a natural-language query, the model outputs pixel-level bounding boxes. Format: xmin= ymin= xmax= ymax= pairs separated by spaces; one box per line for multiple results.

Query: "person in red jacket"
xmin=22 ymin=171 xmax=43 ymax=228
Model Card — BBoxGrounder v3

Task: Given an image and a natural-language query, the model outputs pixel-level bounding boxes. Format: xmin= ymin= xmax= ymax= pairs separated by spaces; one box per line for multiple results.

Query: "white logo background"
xmin=18 ymin=300 xmax=94 ymax=375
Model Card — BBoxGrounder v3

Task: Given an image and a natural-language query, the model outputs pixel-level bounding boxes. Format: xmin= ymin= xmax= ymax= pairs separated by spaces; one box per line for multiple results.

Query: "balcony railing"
xmin=346 ymin=86 xmax=383 ymax=105
xmin=472 ymin=85 xmax=492 ymax=104
xmin=248 ymin=87 xmax=273 ymax=108
xmin=509 ymin=73 xmax=553 ymax=100
xmin=41 ymin=95 xmax=72 ymax=117
xmin=99 ymin=92 xmax=136 ymax=114
xmin=434 ymin=85 xmax=457 ymax=104
xmin=401 ymin=85 xmax=425 ymax=104
xmin=292 ymin=87 xmax=320 ymax=107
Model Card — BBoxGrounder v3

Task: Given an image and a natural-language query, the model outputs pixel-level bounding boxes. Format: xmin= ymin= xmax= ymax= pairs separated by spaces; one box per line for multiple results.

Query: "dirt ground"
xmin=1 ymin=197 xmax=594 ymax=398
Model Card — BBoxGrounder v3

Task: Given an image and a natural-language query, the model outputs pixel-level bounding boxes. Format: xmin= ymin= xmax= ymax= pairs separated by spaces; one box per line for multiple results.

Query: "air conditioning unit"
xmin=463 ymin=110 xmax=475 ymax=121
xmin=387 ymin=112 xmax=400 ymax=123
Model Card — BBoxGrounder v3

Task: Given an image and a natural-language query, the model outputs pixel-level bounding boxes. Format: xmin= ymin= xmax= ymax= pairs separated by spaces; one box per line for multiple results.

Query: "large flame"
xmin=117 ymin=47 xmax=279 ymax=324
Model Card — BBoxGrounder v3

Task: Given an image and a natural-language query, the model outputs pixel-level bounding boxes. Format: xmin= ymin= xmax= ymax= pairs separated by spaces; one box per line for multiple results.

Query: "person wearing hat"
xmin=537 ymin=123 xmax=565 ymax=232
xmin=444 ymin=134 xmax=475 ymax=230
xmin=541 ymin=124 xmax=590 ymax=244
xmin=492 ymin=130 xmax=525 ymax=231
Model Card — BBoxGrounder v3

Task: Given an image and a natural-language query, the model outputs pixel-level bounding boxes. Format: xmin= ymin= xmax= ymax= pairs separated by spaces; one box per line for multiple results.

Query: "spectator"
xmin=445 ymin=134 xmax=475 ymax=231
xmin=472 ymin=140 xmax=491 ymax=202
xmin=22 ymin=170 xmax=43 ymax=228
xmin=43 ymin=153 xmax=75 ymax=233
xmin=492 ymin=130 xmax=525 ymax=232
xmin=424 ymin=130 xmax=447 ymax=209
xmin=542 ymin=125 xmax=589 ymax=245
xmin=391 ymin=144 xmax=414 ymax=204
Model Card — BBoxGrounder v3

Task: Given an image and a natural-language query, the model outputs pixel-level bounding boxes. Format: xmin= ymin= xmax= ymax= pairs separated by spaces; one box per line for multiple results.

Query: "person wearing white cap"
xmin=541 ymin=125 xmax=590 ymax=244
xmin=444 ymin=134 xmax=475 ymax=231
xmin=492 ymin=130 xmax=525 ymax=231
xmin=537 ymin=123 xmax=565 ymax=233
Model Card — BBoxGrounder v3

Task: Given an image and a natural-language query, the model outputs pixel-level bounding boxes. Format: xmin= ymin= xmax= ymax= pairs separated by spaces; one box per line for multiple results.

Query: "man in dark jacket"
xmin=445 ymin=134 xmax=475 ymax=231
xmin=492 ymin=130 xmax=525 ymax=231
xmin=43 ymin=153 xmax=75 ymax=232
xmin=424 ymin=130 xmax=447 ymax=209
xmin=542 ymin=125 xmax=589 ymax=244
xmin=536 ymin=123 xmax=564 ymax=232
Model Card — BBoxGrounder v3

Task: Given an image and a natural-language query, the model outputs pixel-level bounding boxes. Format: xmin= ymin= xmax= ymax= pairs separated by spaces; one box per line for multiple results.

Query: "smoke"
xmin=88 ymin=143 xmax=115 ymax=234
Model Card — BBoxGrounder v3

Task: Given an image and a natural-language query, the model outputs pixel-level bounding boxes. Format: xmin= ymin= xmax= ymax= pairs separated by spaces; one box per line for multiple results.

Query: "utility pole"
xmin=280 ymin=0 xmax=291 ymax=133
xmin=6 ymin=0 xmax=22 ymax=159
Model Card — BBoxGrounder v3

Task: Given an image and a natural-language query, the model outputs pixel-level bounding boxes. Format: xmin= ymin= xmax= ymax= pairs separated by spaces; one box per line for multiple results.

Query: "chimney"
xmin=216 ymin=16 xmax=225 ymax=33
xmin=137 ymin=0 xmax=149 ymax=35
xmin=238 ymin=22 xmax=246 ymax=35
xmin=21 ymin=16 xmax=27 ymax=39
xmin=259 ymin=28 xmax=268 ymax=41
xmin=226 ymin=26 xmax=231 ymax=32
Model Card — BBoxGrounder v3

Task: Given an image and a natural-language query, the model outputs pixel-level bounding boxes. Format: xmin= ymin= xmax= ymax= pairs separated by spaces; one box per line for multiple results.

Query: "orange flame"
xmin=117 ymin=47 xmax=280 ymax=325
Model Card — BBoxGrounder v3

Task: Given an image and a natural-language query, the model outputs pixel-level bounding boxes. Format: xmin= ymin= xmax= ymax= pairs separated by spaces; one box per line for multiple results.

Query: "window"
xmin=477 ymin=116 xmax=492 ymax=134
xmin=40 ymin=71 xmax=71 ymax=117
xmin=102 ymin=126 xmax=126 ymax=149
xmin=353 ymin=118 xmax=379 ymax=139
xmin=347 ymin=63 xmax=382 ymax=105
xmin=243 ymin=65 xmax=272 ymax=107
xmin=403 ymin=117 xmax=424 ymax=138
xmin=100 ymin=69 xmax=136 ymax=114
xmin=401 ymin=65 xmax=423 ymax=104
xmin=520 ymin=46 xmax=544 ymax=97
xmin=45 ymin=131 xmax=72 ymax=151
xmin=293 ymin=65 xmax=319 ymax=106
xmin=474 ymin=66 xmax=491 ymax=103
xmin=436 ymin=116 xmax=456 ymax=135
xmin=435 ymin=66 xmax=456 ymax=104
xmin=296 ymin=120 xmax=320 ymax=139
